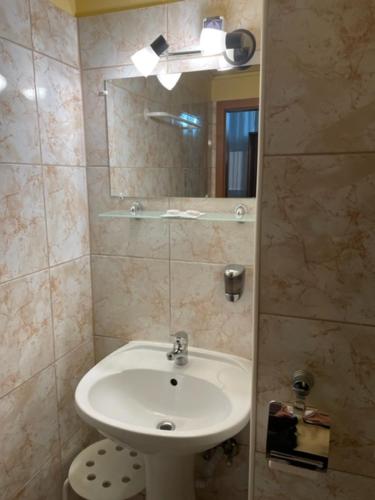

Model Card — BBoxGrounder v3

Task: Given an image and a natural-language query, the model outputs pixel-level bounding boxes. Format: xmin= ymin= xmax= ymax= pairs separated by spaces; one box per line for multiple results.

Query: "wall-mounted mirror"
xmin=105 ymin=66 xmax=260 ymax=198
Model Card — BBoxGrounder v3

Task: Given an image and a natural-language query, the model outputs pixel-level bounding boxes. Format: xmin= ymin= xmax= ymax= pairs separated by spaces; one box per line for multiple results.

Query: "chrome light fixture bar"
xmin=130 ymin=18 xmax=256 ymax=78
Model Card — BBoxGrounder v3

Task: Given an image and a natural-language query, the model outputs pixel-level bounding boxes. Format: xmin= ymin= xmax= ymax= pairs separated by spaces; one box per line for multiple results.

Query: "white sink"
xmin=75 ymin=341 xmax=251 ymax=500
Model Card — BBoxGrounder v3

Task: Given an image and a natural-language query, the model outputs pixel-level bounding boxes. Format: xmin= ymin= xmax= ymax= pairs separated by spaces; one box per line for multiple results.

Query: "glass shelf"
xmin=98 ymin=210 xmax=255 ymax=223
xmin=146 ymin=111 xmax=201 ymax=129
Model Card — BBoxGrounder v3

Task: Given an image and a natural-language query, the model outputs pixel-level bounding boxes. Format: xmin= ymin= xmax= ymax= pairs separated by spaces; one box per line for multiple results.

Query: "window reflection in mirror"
xmin=105 ymin=67 xmax=260 ymax=198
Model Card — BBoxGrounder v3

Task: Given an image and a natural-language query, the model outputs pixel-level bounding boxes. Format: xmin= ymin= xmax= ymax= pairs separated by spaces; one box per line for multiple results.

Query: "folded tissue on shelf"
xmin=161 ymin=209 xmax=205 ymax=219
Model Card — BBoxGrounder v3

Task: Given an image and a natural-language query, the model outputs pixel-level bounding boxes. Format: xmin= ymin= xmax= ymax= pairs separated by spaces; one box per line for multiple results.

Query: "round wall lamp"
xmin=224 ymin=29 xmax=256 ymax=66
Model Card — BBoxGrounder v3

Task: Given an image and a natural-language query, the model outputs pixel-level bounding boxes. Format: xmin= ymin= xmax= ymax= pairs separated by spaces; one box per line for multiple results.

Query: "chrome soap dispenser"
xmin=224 ymin=265 xmax=245 ymax=302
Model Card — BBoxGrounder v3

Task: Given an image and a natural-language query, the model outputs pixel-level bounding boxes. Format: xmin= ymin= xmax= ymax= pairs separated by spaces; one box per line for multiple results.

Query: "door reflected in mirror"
xmin=105 ymin=67 xmax=260 ymax=198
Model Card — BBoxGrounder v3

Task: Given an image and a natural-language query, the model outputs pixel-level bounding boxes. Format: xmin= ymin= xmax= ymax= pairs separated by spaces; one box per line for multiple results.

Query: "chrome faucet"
xmin=166 ymin=332 xmax=189 ymax=366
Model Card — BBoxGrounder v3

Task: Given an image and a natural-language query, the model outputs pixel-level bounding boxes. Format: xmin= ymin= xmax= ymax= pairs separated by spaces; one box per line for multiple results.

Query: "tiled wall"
xmin=254 ymin=0 xmax=375 ymax=498
xmin=80 ymin=1 xmax=261 ymax=498
xmin=0 ymin=1 xmax=94 ymax=498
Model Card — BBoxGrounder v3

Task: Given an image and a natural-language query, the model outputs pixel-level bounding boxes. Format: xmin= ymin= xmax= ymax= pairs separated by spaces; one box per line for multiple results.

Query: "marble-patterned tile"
xmin=169 ymin=197 xmax=257 ymax=216
xmin=51 ymin=256 xmax=93 ymax=359
xmin=92 ymin=255 xmax=169 ymax=341
xmin=81 ymin=66 xmax=141 ymax=166
xmin=60 ymin=425 xmax=99 ymax=478
xmin=264 ymin=0 xmax=375 ymax=155
xmin=30 ymin=0 xmax=79 ymax=67
xmin=0 ymin=165 xmax=48 ymax=283
xmin=0 ymin=366 xmax=59 ymax=500
xmin=55 ymin=340 xmax=95 ymax=446
xmin=34 ymin=53 xmax=85 ymax=166
xmin=82 ymin=69 xmax=110 ymax=166
xmin=196 ymin=445 xmax=249 ymax=500
xmin=253 ymin=452 xmax=375 ymax=500
xmin=170 ymin=219 xmax=255 ymax=265
xmin=170 ymin=261 xmax=253 ymax=358
xmin=0 ymin=0 xmax=31 ymax=47
xmin=256 ymin=314 xmax=375 ymax=478
xmin=94 ymin=336 xmax=126 ymax=362
xmin=110 ymin=166 xmax=173 ymax=198
xmin=0 ymin=271 xmax=53 ymax=399
xmin=0 ymin=39 xmax=40 ymax=163
xmin=78 ymin=6 xmax=167 ymax=69
xmin=167 ymin=0 xmax=262 ymax=53
xmin=87 ymin=167 xmax=169 ymax=259
xmin=14 ymin=455 xmax=62 ymax=500
xmin=44 ymin=166 xmax=89 ymax=266
xmin=260 ymin=154 xmax=375 ymax=325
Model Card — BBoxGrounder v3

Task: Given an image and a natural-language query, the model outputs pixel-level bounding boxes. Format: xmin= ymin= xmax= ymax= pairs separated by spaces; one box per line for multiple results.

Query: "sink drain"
xmin=157 ymin=420 xmax=176 ymax=431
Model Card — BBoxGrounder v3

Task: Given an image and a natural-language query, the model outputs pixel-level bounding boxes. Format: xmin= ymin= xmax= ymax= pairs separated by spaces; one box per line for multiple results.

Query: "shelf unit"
xmin=98 ymin=210 xmax=255 ymax=223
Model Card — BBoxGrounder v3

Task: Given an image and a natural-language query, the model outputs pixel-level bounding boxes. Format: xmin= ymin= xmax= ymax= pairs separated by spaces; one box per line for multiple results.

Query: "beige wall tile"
xmin=110 ymin=166 xmax=174 ymax=198
xmin=34 ymin=54 xmax=85 ymax=165
xmin=55 ymin=340 xmax=95 ymax=446
xmin=0 ymin=165 xmax=48 ymax=283
xmin=92 ymin=255 xmax=170 ymax=340
xmin=78 ymin=6 xmax=167 ymax=69
xmin=196 ymin=445 xmax=249 ymax=500
xmin=30 ymin=0 xmax=79 ymax=67
xmin=81 ymin=69 xmax=109 ymax=166
xmin=260 ymin=154 xmax=375 ymax=325
xmin=0 ymin=0 xmax=31 ymax=47
xmin=253 ymin=452 xmax=375 ymax=500
xmin=0 ymin=367 xmax=59 ymax=500
xmin=0 ymin=271 xmax=53 ymax=398
xmin=94 ymin=335 xmax=126 ymax=362
xmin=60 ymin=425 xmax=98 ymax=478
xmin=87 ymin=167 xmax=170 ymax=259
xmin=256 ymin=314 xmax=375 ymax=478
xmin=170 ymin=220 xmax=255 ymax=265
xmin=0 ymin=39 xmax=40 ymax=163
xmin=171 ymin=261 xmax=252 ymax=358
xmin=167 ymin=0 xmax=262 ymax=53
xmin=82 ymin=67 xmax=137 ymax=167
xmin=14 ymin=455 xmax=62 ymax=500
xmin=44 ymin=166 xmax=90 ymax=266
xmin=51 ymin=256 xmax=93 ymax=359
xmin=264 ymin=0 xmax=375 ymax=155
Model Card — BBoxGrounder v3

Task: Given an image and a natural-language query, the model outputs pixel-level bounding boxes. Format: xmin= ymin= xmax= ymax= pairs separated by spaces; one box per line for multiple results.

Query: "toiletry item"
xmin=161 ymin=210 xmax=205 ymax=219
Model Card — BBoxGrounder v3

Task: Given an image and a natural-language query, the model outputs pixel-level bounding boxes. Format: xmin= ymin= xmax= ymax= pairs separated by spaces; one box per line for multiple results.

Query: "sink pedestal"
xmin=144 ymin=453 xmax=195 ymax=500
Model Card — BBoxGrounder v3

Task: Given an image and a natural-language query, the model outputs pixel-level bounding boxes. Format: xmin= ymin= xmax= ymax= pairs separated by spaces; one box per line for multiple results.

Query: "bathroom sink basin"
xmin=75 ymin=341 xmax=251 ymax=454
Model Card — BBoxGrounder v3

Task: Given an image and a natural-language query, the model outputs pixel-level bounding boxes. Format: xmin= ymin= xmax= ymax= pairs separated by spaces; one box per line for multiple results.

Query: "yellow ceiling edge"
xmin=76 ymin=0 xmax=180 ymax=17
xmin=50 ymin=0 xmax=76 ymax=16
xmin=49 ymin=0 xmax=180 ymax=17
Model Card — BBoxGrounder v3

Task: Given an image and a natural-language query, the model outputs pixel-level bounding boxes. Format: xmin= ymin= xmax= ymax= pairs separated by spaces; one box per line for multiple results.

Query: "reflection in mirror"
xmin=106 ymin=67 xmax=260 ymax=198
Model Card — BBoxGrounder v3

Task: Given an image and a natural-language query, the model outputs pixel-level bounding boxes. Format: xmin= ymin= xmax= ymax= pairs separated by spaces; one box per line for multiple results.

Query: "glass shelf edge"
xmin=98 ymin=210 xmax=255 ymax=223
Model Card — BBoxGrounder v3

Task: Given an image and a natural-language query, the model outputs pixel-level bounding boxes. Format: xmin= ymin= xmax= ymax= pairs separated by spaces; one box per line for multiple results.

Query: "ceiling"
xmin=51 ymin=0 xmax=180 ymax=17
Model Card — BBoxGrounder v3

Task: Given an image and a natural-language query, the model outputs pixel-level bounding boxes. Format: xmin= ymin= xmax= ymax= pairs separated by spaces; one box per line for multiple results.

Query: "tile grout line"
xmin=0 ymin=34 xmax=80 ymax=71
xmin=0 ymin=161 xmax=87 ymax=167
xmin=264 ymin=150 xmax=375 ymax=158
xmin=0 ymin=254 xmax=91 ymax=288
xmin=259 ymin=310 xmax=375 ymax=330
xmin=0 ymin=337 xmax=94 ymax=403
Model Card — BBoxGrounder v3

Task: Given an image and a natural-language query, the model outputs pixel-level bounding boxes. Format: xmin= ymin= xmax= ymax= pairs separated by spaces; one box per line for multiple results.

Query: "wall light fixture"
xmin=131 ymin=35 xmax=169 ymax=77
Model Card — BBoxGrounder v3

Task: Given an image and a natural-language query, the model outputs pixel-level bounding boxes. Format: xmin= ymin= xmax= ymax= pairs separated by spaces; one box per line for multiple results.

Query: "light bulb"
xmin=131 ymin=35 xmax=169 ymax=77
xmin=131 ymin=46 xmax=160 ymax=77
xmin=157 ymin=72 xmax=182 ymax=90
xmin=0 ymin=74 xmax=7 ymax=93
xmin=200 ymin=27 xmax=227 ymax=56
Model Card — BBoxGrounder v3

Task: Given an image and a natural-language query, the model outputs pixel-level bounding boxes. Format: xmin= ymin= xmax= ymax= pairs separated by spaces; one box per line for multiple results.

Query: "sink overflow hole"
xmin=157 ymin=420 xmax=176 ymax=431
xmin=170 ymin=378 xmax=178 ymax=386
